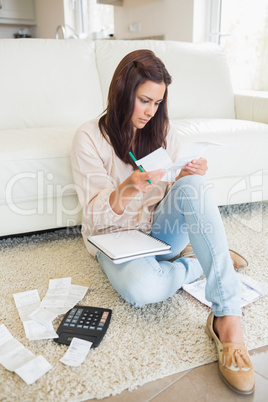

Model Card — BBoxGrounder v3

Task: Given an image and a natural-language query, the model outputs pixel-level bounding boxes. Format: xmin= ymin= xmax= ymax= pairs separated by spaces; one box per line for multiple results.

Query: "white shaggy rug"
xmin=0 ymin=203 xmax=268 ymax=401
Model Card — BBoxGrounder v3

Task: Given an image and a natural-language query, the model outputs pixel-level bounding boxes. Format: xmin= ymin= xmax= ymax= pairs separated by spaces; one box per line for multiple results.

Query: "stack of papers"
xmin=182 ymin=273 xmax=268 ymax=308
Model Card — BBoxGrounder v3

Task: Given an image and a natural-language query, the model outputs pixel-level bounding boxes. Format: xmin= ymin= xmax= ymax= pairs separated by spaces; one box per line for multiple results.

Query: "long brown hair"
xmin=98 ymin=49 xmax=172 ymax=167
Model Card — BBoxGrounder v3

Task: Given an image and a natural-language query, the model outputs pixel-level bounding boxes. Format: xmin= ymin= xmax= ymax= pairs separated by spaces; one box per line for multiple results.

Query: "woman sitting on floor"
xmin=71 ymin=49 xmax=254 ymax=395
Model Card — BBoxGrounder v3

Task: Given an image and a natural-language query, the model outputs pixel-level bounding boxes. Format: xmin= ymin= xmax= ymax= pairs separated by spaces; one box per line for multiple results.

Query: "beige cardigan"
xmin=71 ymin=119 xmax=180 ymax=255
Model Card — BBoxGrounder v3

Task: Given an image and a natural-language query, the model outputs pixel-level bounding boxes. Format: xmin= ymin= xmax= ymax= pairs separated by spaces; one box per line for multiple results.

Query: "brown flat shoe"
xmin=179 ymin=244 xmax=197 ymax=259
xmin=205 ymin=312 xmax=255 ymax=395
xmin=173 ymin=244 xmax=248 ymax=269
xmin=229 ymin=249 xmax=248 ymax=269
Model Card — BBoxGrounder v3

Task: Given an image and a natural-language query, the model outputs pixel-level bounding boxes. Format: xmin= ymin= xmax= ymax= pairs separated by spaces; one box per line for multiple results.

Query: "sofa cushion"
xmin=0 ymin=39 xmax=103 ymax=130
xmin=95 ymin=40 xmax=235 ymax=120
xmin=172 ymin=118 xmax=268 ymax=179
xmin=0 ymin=127 xmax=77 ymax=205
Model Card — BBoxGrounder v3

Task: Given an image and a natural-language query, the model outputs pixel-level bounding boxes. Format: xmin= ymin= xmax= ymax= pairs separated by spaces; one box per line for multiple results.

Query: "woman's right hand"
xmin=129 ymin=169 xmax=167 ymax=193
xmin=109 ymin=168 xmax=166 ymax=215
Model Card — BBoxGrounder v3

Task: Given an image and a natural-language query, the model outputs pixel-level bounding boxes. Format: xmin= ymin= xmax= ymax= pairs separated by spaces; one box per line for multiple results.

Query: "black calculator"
xmin=54 ymin=305 xmax=112 ymax=348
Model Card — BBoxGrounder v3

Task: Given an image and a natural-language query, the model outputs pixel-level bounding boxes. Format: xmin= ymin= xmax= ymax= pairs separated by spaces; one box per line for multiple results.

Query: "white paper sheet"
xmin=13 ymin=289 xmax=58 ymax=340
xmin=135 ymin=142 xmax=222 ymax=181
xmin=0 ymin=323 xmax=13 ymax=345
xmin=49 ymin=277 xmax=72 ymax=289
xmin=0 ymin=339 xmax=35 ymax=371
xmin=174 ymin=141 xmax=222 ymax=169
xmin=182 ymin=273 xmax=268 ymax=308
xmin=13 ymin=289 xmax=41 ymax=322
xmin=29 ymin=307 xmax=58 ymax=326
xmin=23 ymin=320 xmax=58 ymax=341
xmin=0 ymin=324 xmax=51 ymax=384
xmin=60 ymin=337 xmax=92 ymax=367
xmin=135 ymin=147 xmax=173 ymax=181
xmin=0 ymin=326 xmax=35 ymax=371
xmin=40 ymin=278 xmax=88 ymax=316
xmin=15 ymin=355 xmax=52 ymax=385
xmin=13 ymin=279 xmax=89 ymax=341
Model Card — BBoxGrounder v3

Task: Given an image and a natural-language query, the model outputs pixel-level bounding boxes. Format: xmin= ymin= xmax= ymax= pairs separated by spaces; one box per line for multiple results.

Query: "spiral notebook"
xmin=88 ymin=230 xmax=171 ymax=264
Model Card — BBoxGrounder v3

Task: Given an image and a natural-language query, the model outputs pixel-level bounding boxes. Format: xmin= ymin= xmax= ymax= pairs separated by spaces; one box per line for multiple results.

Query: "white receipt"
xmin=136 ymin=142 xmax=222 ymax=181
xmin=29 ymin=307 xmax=58 ymax=326
xmin=0 ymin=323 xmax=13 ymax=345
xmin=64 ymin=284 xmax=89 ymax=311
xmin=49 ymin=277 xmax=72 ymax=289
xmin=13 ymin=278 xmax=89 ymax=340
xmin=15 ymin=356 xmax=52 ymax=385
xmin=173 ymin=141 xmax=222 ymax=169
xmin=183 ymin=273 xmax=268 ymax=308
xmin=41 ymin=278 xmax=88 ymax=315
xmin=13 ymin=289 xmax=58 ymax=341
xmin=0 ymin=337 xmax=34 ymax=371
xmin=60 ymin=337 xmax=92 ymax=367
xmin=23 ymin=320 xmax=58 ymax=341
xmin=136 ymin=147 xmax=173 ymax=181
xmin=0 ymin=325 xmax=35 ymax=371
xmin=13 ymin=289 xmax=41 ymax=322
xmin=0 ymin=324 xmax=51 ymax=384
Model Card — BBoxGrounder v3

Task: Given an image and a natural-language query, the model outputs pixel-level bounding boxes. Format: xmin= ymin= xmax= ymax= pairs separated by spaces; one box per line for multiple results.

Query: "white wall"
xmin=34 ymin=0 xmax=65 ymax=39
xmin=114 ymin=0 xmax=195 ymax=41
xmin=32 ymin=0 xmax=199 ymax=41
xmin=0 ymin=0 xmax=209 ymax=41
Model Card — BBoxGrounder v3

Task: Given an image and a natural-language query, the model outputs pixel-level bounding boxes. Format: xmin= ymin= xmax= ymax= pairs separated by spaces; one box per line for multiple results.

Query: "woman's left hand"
xmin=176 ymin=157 xmax=208 ymax=180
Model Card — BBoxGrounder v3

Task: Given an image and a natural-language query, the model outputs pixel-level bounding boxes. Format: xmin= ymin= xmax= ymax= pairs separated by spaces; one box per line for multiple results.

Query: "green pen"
xmin=129 ymin=151 xmax=152 ymax=184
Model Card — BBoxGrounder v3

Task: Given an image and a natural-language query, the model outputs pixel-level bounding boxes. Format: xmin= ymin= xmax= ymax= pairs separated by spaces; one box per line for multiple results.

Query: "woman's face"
xmin=131 ymin=80 xmax=166 ymax=133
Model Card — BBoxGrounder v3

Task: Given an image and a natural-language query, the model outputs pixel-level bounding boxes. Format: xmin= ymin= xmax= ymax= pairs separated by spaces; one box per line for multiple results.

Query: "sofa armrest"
xmin=234 ymin=90 xmax=268 ymax=124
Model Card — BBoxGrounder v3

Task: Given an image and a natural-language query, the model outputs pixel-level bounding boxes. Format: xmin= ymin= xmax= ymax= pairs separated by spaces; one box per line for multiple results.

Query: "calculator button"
xmin=98 ymin=323 xmax=104 ymax=327
xmin=70 ymin=324 xmax=75 ymax=327
xmin=89 ymin=326 xmax=95 ymax=330
xmin=97 ymin=327 xmax=103 ymax=331
xmin=77 ymin=325 xmax=82 ymax=328
xmin=83 ymin=325 xmax=89 ymax=329
xmin=63 ymin=323 xmax=69 ymax=327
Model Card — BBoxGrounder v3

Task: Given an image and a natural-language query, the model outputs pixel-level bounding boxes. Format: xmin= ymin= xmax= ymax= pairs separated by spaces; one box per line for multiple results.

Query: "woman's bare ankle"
xmin=214 ymin=316 xmax=244 ymax=344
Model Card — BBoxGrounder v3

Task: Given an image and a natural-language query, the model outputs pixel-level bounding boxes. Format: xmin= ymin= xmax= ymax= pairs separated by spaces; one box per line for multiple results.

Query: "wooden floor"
xmin=90 ymin=345 xmax=268 ymax=402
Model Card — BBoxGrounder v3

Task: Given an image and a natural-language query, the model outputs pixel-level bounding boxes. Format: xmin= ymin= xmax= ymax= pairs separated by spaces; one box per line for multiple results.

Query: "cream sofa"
xmin=1 ymin=39 xmax=268 ymax=237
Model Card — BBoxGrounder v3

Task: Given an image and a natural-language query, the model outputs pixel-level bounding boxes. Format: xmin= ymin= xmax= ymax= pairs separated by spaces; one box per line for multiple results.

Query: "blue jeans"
xmin=97 ymin=175 xmax=241 ymax=317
